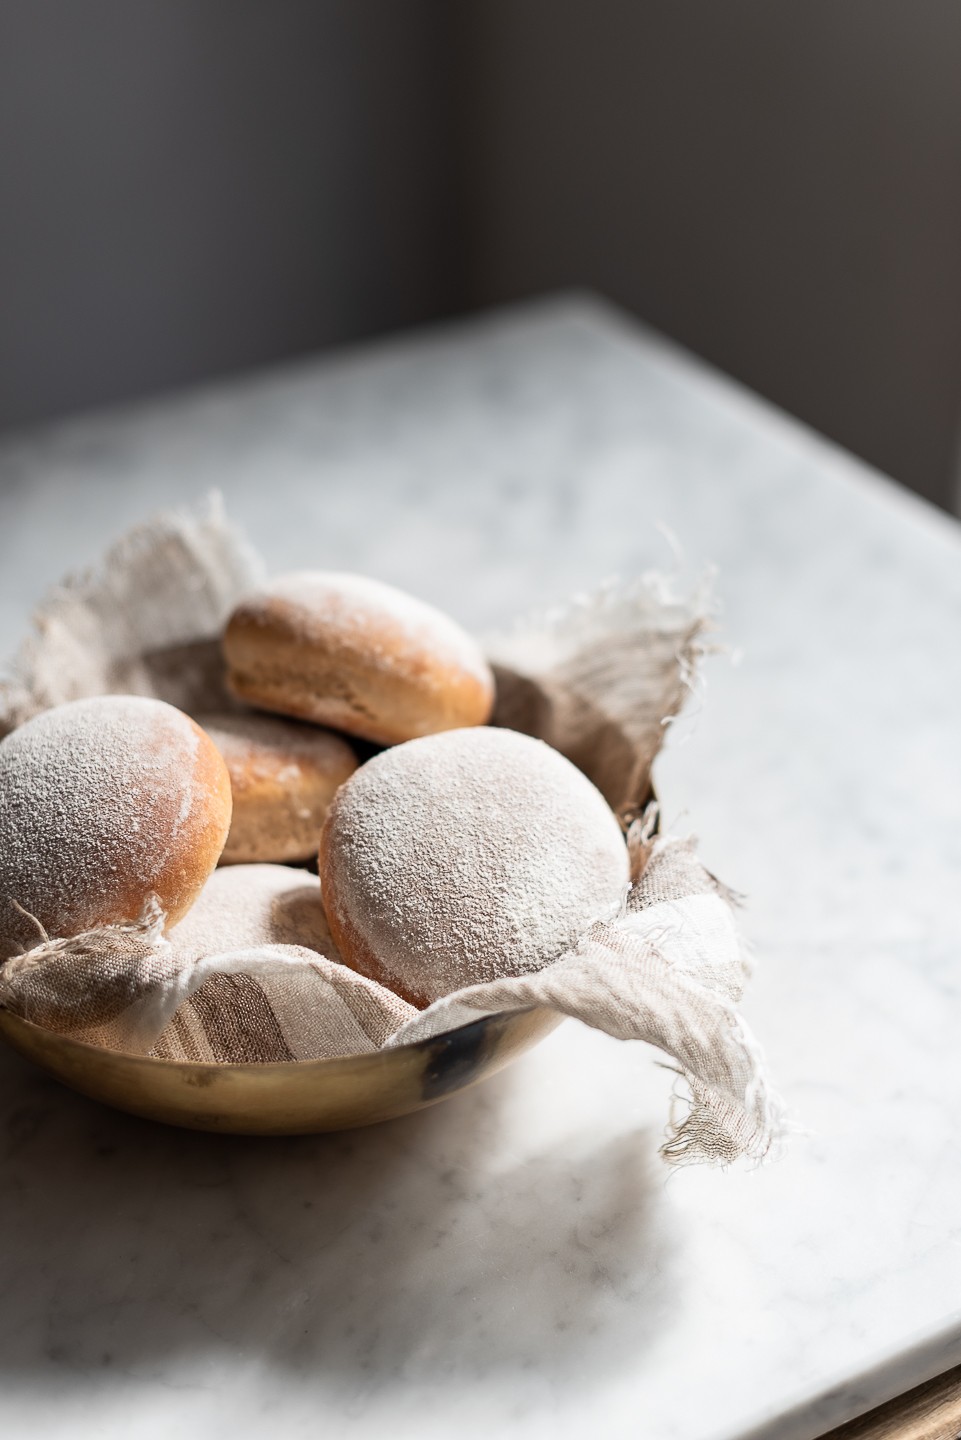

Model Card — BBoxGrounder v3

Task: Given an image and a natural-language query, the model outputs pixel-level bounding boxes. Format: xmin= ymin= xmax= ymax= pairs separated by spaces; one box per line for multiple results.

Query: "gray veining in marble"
xmin=1 ymin=295 xmax=960 ymax=1439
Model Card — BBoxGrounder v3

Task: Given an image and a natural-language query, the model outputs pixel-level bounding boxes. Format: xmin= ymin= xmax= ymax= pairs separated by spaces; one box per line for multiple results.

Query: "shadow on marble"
xmin=0 ymin=1043 xmax=679 ymax=1395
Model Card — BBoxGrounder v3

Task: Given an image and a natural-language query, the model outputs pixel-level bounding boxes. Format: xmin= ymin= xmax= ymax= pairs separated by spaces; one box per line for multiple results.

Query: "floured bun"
xmin=167 ymin=862 xmax=341 ymax=959
xmin=319 ymin=727 xmax=629 ymax=1007
xmin=0 ymin=696 xmax=232 ymax=960
xmin=223 ymin=572 xmax=495 ymax=746
xmin=196 ymin=711 xmax=357 ymax=864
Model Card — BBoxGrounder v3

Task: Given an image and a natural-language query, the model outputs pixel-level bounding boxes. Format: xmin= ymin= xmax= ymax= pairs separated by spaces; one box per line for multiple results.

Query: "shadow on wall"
xmin=0 ymin=0 xmax=462 ymax=432
xmin=456 ymin=0 xmax=961 ymax=512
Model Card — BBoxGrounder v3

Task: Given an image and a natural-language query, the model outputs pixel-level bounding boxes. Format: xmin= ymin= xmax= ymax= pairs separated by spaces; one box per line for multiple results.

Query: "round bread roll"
xmin=167 ymin=862 xmax=340 ymax=959
xmin=319 ymin=727 xmax=630 ymax=1007
xmin=0 ymin=696 xmax=232 ymax=960
xmin=195 ymin=711 xmax=358 ymax=865
xmin=223 ymin=572 xmax=495 ymax=746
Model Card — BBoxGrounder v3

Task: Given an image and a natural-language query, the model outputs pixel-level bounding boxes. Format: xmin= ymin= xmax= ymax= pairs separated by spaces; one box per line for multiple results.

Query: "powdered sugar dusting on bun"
xmin=196 ymin=711 xmax=357 ymax=864
xmin=0 ymin=695 xmax=232 ymax=959
xmin=198 ymin=710 xmax=356 ymax=783
xmin=319 ymin=727 xmax=630 ymax=1006
xmin=223 ymin=572 xmax=495 ymax=745
xmin=167 ymin=862 xmax=340 ymax=960
xmin=258 ymin=573 xmax=491 ymax=685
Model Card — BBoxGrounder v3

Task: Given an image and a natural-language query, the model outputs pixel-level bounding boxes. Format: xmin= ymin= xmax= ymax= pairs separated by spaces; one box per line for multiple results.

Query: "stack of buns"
xmin=0 ymin=571 xmax=629 ymax=1015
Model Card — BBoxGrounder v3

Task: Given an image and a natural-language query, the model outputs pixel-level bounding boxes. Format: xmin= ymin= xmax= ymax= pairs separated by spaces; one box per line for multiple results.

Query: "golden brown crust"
xmin=222 ymin=573 xmax=495 ymax=746
xmin=196 ymin=711 xmax=357 ymax=865
xmin=156 ymin=718 xmax=233 ymax=926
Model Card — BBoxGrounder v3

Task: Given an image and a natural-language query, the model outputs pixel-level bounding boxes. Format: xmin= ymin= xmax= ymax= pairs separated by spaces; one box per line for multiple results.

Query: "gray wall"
xmin=457 ymin=1 xmax=961 ymax=511
xmin=0 ymin=0 xmax=459 ymax=429
xmin=3 ymin=2 xmax=961 ymax=512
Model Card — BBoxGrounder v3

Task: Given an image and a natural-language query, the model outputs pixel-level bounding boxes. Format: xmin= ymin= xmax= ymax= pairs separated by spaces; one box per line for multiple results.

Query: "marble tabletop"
xmin=1 ymin=296 xmax=960 ymax=1440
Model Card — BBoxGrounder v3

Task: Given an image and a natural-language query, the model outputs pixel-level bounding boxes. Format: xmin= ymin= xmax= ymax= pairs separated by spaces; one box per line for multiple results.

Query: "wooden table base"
xmin=820 ymin=1366 xmax=961 ymax=1439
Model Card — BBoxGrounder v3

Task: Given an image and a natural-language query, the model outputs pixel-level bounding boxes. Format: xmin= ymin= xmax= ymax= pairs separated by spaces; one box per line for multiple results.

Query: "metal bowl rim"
xmin=0 ymin=1004 xmax=547 ymax=1076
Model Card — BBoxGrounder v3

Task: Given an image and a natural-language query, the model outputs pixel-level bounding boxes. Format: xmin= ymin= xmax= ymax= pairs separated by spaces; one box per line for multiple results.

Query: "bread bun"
xmin=0 ymin=696 xmax=231 ymax=959
xmin=319 ymin=727 xmax=629 ymax=1007
xmin=223 ymin=572 xmax=494 ymax=745
xmin=167 ymin=862 xmax=340 ymax=958
xmin=196 ymin=711 xmax=357 ymax=864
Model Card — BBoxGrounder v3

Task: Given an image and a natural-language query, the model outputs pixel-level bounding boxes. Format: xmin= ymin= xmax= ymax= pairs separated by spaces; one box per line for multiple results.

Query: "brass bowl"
xmin=0 ymin=1005 xmax=562 ymax=1134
